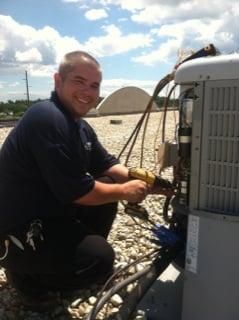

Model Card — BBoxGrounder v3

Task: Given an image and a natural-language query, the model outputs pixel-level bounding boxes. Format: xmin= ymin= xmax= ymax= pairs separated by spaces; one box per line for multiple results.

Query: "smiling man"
xmin=54 ymin=52 xmax=102 ymax=118
xmin=0 ymin=51 xmax=151 ymax=311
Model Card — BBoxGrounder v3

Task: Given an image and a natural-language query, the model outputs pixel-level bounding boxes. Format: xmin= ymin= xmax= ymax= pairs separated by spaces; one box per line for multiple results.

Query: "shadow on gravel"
xmin=0 ymin=273 xmax=89 ymax=320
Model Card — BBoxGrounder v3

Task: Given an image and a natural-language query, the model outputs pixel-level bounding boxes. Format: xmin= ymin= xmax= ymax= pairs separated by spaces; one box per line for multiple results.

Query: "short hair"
xmin=58 ymin=51 xmax=100 ymax=80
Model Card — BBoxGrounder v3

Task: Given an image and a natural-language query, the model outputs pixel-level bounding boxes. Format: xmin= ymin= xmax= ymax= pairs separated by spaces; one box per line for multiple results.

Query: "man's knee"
xmin=76 ymin=202 xmax=118 ymax=238
xmin=75 ymin=234 xmax=115 ymax=273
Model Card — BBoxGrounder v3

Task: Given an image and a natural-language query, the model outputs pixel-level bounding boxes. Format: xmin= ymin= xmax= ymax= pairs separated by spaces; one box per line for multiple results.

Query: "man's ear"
xmin=54 ymin=73 xmax=61 ymax=90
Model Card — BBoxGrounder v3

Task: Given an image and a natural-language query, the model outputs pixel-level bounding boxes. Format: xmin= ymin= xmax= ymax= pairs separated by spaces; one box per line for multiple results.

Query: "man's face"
xmin=54 ymin=61 xmax=101 ymax=118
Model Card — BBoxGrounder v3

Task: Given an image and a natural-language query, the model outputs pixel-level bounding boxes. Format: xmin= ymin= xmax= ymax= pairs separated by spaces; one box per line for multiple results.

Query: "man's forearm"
xmin=73 ymin=180 xmax=126 ymax=206
xmin=102 ymin=164 xmax=129 ymax=183
xmin=74 ymin=178 xmax=149 ymax=206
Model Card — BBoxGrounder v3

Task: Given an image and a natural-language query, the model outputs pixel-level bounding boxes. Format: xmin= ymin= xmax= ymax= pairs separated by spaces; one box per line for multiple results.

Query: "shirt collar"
xmin=50 ymin=91 xmax=83 ymax=128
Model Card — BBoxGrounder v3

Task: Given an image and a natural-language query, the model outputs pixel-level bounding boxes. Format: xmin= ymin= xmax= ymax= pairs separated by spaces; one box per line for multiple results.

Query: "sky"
xmin=0 ymin=0 xmax=239 ymax=102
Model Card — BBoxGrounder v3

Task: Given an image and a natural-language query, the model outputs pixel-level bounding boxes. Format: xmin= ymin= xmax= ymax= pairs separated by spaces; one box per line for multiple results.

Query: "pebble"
xmin=77 ymin=305 xmax=86 ymax=316
xmin=71 ymin=297 xmax=83 ymax=308
xmin=0 ymin=112 xmax=177 ymax=319
xmin=110 ymin=294 xmax=123 ymax=307
xmin=88 ymin=296 xmax=97 ymax=305
xmin=136 ymin=263 xmax=145 ymax=272
xmin=111 ymin=307 xmax=119 ymax=314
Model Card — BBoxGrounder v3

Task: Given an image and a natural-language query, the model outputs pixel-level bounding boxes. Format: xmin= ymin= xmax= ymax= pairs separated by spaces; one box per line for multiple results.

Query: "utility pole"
xmin=24 ymin=70 xmax=30 ymax=107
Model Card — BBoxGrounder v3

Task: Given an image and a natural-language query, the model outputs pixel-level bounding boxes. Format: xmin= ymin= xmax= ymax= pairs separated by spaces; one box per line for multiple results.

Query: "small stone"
xmin=135 ymin=315 xmax=147 ymax=320
xmin=128 ymin=266 xmax=136 ymax=274
xmin=111 ymin=307 xmax=119 ymax=314
xmin=110 ymin=294 xmax=123 ymax=307
xmin=69 ymin=309 xmax=79 ymax=318
xmin=117 ymin=233 xmax=127 ymax=240
xmin=78 ymin=305 xmax=86 ymax=316
xmin=127 ymin=283 xmax=135 ymax=293
xmin=88 ymin=296 xmax=97 ymax=305
xmin=126 ymin=217 xmax=135 ymax=226
xmin=115 ymin=261 xmax=128 ymax=270
xmin=71 ymin=297 xmax=83 ymax=308
xmin=137 ymin=309 xmax=146 ymax=316
xmin=136 ymin=263 xmax=145 ymax=272
xmin=130 ymin=249 xmax=138 ymax=258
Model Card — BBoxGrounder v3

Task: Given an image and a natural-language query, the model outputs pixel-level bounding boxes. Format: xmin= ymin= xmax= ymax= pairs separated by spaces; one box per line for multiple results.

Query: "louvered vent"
xmin=199 ymin=82 xmax=239 ymax=215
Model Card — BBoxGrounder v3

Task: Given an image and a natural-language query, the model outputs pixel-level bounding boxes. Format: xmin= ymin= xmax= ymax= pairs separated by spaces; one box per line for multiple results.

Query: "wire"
xmin=139 ymin=111 xmax=151 ymax=168
xmin=109 ymin=244 xmax=183 ymax=320
xmin=153 ymin=111 xmax=164 ymax=172
xmin=129 ymin=215 xmax=154 ymax=231
xmin=85 ymin=244 xmax=183 ymax=320
xmin=117 ymin=73 xmax=174 ymax=166
xmin=162 ymin=195 xmax=173 ymax=224
xmin=161 ymin=84 xmax=177 ymax=143
xmin=86 ymin=249 xmax=160 ymax=320
xmin=117 ymin=113 xmax=146 ymax=162
xmin=0 ymin=240 xmax=9 ymax=260
xmin=140 ymin=75 xmax=175 ymax=167
xmin=87 ymin=266 xmax=153 ymax=320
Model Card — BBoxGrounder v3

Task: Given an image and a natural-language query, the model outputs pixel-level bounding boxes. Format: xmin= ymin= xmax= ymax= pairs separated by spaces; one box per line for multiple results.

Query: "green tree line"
xmin=0 ymin=96 xmax=178 ymax=120
xmin=0 ymin=99 xmax=43 ymax=119
xmin=155 ymin=96 xmax=179 ymax=109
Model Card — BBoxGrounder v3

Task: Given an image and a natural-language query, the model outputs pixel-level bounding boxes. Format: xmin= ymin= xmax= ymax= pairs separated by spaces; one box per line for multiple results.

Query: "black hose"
xmin=85 ymin=265 xmax=154 ymax=320
xmin=85 ymin=243 xmax=183 ymax=320
xmin=162 ymin=196 xmax=173 ymax=223
xmin=87 ymin=248 xmax=160 ymax=319
xmin=107 ymin=243 xmax=183 ymax=320
xmin=117 ymin=73 xmax=174 ymax=164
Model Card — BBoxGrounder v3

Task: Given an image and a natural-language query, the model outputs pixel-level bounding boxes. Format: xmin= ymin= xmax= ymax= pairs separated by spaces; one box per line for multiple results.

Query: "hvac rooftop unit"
xmin=175 ymin=54 xmax=239 ymax=320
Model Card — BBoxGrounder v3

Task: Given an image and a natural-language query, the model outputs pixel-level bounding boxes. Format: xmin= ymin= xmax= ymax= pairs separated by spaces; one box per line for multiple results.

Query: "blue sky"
xmin=0 ymin=0 xmax=239 ymax=102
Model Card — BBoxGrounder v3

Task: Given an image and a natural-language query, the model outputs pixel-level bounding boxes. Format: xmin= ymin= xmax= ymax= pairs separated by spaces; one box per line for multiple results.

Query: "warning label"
xmin=185 ymin=215 xmax=200 ymax=273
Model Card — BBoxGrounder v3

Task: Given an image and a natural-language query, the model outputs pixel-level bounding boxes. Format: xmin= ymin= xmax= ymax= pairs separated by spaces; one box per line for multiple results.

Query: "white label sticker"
xmin=185 ymin=215 xmax=200 ymax=273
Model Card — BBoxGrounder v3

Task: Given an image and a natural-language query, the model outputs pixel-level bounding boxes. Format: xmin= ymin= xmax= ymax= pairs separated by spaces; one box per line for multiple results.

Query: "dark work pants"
xmin=2 ymin=202 xmax=118 ymax=296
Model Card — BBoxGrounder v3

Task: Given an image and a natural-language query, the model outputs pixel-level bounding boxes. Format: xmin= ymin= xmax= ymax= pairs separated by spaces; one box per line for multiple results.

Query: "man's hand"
xmin=121 ymin=179 xmax=150 ymax=203
xmin=74 ymin=179 xmax=150 ymax=206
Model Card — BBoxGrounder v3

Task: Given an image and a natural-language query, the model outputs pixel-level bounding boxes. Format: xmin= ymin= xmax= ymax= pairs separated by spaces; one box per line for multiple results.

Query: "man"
xmin=0 ymin=51 xmax=157 ymax=310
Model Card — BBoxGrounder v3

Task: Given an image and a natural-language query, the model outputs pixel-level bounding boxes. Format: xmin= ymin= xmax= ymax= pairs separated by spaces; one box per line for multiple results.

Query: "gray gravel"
xmin=0 ymin=111 xmax=178 ymax=319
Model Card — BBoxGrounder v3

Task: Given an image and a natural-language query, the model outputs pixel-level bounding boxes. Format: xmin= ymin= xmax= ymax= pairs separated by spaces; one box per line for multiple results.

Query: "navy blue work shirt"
xmin=0 ymin=92 xmax=119 ymax=233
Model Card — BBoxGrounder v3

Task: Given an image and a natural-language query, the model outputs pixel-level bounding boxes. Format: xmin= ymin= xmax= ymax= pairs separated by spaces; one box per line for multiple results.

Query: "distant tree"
xmin=155 ymin=96 xmax=179 ymax=110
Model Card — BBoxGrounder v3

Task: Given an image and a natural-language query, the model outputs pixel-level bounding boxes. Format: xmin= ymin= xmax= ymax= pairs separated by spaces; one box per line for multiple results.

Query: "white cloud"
xmin=85 ymin=8 xmax=108 ymax=20
xmin=62 ymin=0 xmax=88 ymax=3
xmin=15 ymin=48 xmax=42 ymax=63
xmin=61 ymin=0 xmax=239 ymax=56
xmin=0 ymin=15 xmax=84 ymax=77
xmin=99 ymin=0 xmax=145 ymax=11
xmin=131 ymin=1 xmax=225 ymax=25
xmin=2 ymin=0 xmax=239 ymax=102
xmin=0 ymin=15 xmax=154 ymax=78
xmin=132 ymin=13 xmax=239 ymax=66
xmin=9 ymin=81 xmax=20 ymax=88
xmin=85 ymin=24 xmax=153 ymax=57
xmin=118 ymin=17 xmax=128 ymax=22
xmin=132 ymin=39 xmax=181 ymax=66
xmin=98 ymin=0 xmax=239 ymax=24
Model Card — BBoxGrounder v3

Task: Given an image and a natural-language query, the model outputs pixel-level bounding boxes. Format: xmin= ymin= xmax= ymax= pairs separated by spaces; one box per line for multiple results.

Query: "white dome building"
xmin=86 ymin=86 xmax=158 ymax=116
